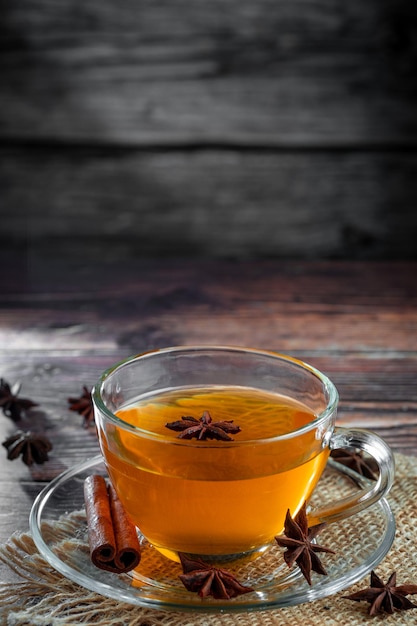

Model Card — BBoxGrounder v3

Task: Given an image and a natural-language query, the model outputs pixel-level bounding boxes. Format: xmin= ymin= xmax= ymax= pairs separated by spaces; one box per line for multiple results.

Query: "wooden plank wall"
xmin=1 ymin=0 xmax=417 ymax=259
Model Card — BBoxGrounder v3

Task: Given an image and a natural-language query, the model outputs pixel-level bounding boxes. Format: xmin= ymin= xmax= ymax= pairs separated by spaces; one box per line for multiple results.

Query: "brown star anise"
xmin=330 ymin=448 xmax=378 ymax=480
xmin=275 ymin=502 xmax=335 ymax=585
xmin=178 ymin=553 xmax=254 ymax=599
xmin=0 ymin=378 xmax=38 ymax=420
xmin=165 ymin=410 xmax=241 ymax=441
xmin=2 ymin=430 xmax=52 ymax=466
xmin=344 ymin=570 xmax=417 ymax=616
xmin=68 ymin=386 xmax=94 ymax=427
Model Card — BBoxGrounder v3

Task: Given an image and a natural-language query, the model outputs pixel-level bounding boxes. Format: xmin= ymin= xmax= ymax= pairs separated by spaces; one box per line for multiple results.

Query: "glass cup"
xmin=92 ymin=346 xmax=394 ymax=564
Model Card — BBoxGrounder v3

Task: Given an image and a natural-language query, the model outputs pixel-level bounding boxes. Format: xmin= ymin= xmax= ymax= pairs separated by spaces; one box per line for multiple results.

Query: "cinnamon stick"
xmin=84 ymin=475 xmax=116 ymax=569
xmin=108 ymin=483 xmax=141 ymax=572
xmin=84 ymin=475 xmax=141 ymax=573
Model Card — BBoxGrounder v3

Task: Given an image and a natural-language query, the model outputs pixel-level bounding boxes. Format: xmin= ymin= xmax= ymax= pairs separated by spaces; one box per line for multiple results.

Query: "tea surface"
xmin=116 ymin=385 xmax=315 ymax=440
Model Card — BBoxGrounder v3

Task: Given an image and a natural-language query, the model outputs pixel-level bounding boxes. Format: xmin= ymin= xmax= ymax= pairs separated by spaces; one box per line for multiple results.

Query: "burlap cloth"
xmin=1 ymin=453 xmax=416 ymax=626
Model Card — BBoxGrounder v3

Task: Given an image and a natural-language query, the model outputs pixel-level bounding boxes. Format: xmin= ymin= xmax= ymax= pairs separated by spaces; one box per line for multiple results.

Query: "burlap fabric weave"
xmin=1 ymin=453 xmax=417 ymax=626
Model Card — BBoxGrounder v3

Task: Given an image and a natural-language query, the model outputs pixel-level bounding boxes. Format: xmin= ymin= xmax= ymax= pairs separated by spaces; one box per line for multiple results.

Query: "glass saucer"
xmin=29 ymin=455 xmax=395 ymax=613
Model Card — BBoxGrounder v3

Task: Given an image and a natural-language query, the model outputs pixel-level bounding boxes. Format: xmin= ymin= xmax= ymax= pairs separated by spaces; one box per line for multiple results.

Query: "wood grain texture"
xmin=2 ymin=147 xmax=417 ymax=258
xmin=1 ymin=0 xmax=417 ymax=145
xmin=1 ymin=0 xmax=417 ymax=258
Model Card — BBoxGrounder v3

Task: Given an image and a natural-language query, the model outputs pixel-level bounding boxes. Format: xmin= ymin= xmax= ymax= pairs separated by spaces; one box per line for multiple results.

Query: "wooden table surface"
xmin=1 ymin=257 xmax=416 ymax=584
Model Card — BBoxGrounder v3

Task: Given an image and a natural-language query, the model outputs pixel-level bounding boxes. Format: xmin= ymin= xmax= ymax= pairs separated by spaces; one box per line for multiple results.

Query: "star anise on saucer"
xmin=330 ymin=448 xmax=378 ymax=480
xmin=165 ymin=410 xmax=241 ymax=441
xmin=178 ymin=553 xmax=254 ymax=599
xmin=2 ymin=430 xmax=52 ymax=466
xmin=275 ymin=502 xmax=335 ymax=585
xmin=344 ymin=570 xmax=417 ymax=616
xmin=0 ymin=378 xmax=38 ymax=420
xmin=68 ymin=386 xmax=95 ymax=428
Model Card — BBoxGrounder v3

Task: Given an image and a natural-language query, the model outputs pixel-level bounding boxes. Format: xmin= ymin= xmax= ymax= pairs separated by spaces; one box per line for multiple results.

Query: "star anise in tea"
xmin=178 ymin=553 xmax=254 ymax=599
xmin=344 ymin=570 xmax=417 ymax=616
xmin=275 ymin=502 xmax=335 ymax=585
xmin=2 ymin=430 xmax=52 ymax=466
xmin=68 ymin=386 xmax=95 ymax=428
xmin=165 ymin=410 xmax=241 ymax=441
xmin=0 ymin=378 xmax=38 ymax=420
xmin=330 ymin=448 xmax=378 ymax=480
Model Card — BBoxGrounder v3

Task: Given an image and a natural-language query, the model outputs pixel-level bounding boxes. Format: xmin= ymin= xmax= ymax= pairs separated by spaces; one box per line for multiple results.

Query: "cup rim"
xmin=92 ymin=345 xmax=339 ymax=445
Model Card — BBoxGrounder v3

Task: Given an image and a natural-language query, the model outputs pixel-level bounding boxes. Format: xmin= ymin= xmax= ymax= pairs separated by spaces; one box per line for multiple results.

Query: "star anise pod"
xmin=68 ymin=386 xmax=94 ymax=427
xmin=0 ymin=378 xmax=38 ymax=420
xmin=165 ymin=410 xmax=241 ymax=441
xmin=330 ymin=448 xmax=378 ymax=480
xmin=178 ymin=553 xmax=254 ymax=599
xmin=275 ymin=502 xmax=335 ymax=585
xmin=2 ymin=430 xmax=52 ymax=466
xmin=344 ymin=570 xmax=417 ymax=616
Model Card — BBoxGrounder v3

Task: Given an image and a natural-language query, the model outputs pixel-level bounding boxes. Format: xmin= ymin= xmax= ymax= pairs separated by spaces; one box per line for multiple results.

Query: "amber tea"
xmin=94 ymin=347 xmax=394 ymax=566
xmin=101 ymin=386 xmax=329 ymax=561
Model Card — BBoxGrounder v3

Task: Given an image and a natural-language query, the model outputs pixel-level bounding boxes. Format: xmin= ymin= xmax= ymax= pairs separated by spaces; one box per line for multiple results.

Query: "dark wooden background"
xmin=1 ymin=0 xmax=417 ymax=260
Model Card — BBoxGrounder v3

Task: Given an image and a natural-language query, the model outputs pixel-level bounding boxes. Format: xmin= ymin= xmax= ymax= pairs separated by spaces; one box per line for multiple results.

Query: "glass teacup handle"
xmin=308 ymin=427 xmax=395 ymax=526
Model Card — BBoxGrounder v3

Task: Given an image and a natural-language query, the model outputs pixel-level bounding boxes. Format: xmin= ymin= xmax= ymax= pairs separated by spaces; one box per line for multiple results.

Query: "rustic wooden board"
xmin=2 ymin=148 xmax=417 ymax=258
xmin=1 ymin=256 xmax=416 ymax=306
xmin=1 ymin=0 xmax=417 ymax=145
xmin=1 ymin=1 xmax=417 ymax=258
